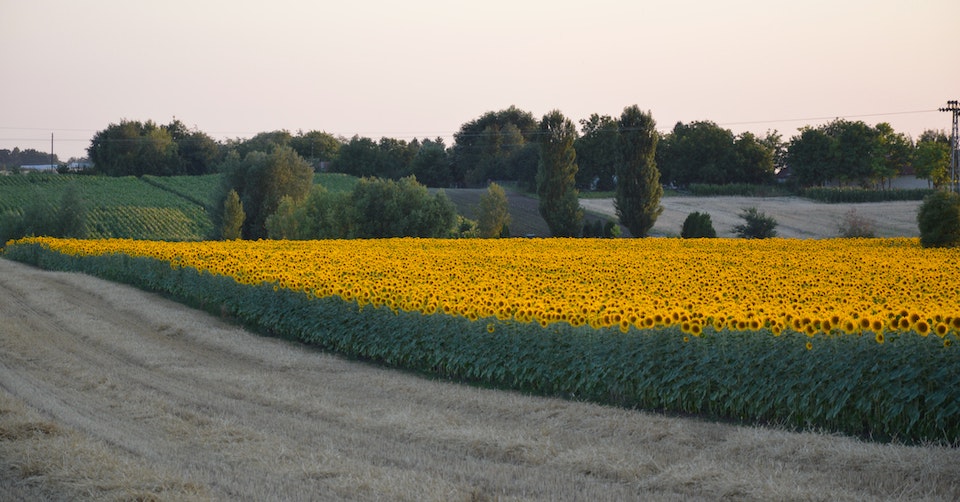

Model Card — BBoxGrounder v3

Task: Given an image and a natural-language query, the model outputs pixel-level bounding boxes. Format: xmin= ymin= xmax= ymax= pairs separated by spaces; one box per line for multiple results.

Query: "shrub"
xmin=837 ymin=208 xmax=876 ymax=238
xmin=680 ymin=211 xmax=717 ymax=238
xmin=733 ymin=207 xmax=778 ymax=239
xmin=917 ymin=190 xmax=960 ymax=248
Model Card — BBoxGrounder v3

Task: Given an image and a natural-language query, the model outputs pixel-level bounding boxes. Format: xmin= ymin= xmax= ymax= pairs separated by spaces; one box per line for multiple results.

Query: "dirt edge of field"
xmin=1 ymin=258 xmax=957 ymax=501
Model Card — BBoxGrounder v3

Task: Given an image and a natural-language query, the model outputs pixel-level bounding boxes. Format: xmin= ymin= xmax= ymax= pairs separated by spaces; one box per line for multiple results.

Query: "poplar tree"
xmin=536 ymin=110 xmax=582 ymax=237
xmin=477 ymin=182 xmax=511 ymax=238
xmin=221 ymin=189 xmax=245 ymax=240
xmin=616 ymin=106 xmax=662 ymax=237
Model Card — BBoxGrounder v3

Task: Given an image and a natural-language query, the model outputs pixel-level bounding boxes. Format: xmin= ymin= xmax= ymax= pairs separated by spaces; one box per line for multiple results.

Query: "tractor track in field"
xmin=1 ymin=258 xmax=958 ymax=501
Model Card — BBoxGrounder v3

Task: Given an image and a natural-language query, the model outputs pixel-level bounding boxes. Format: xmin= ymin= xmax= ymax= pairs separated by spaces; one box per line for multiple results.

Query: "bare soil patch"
xmin=1 ymin=258 xmax=957 ymax=501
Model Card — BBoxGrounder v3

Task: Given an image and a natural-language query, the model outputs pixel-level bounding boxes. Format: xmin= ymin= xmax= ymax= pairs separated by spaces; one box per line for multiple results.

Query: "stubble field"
xmin=1 ymin=256 xmax=959 ymax=501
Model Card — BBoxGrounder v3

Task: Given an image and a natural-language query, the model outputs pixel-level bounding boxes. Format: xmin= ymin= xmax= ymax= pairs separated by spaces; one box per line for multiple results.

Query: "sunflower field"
xmin=5 ymin=236 xmax=960 ymax=444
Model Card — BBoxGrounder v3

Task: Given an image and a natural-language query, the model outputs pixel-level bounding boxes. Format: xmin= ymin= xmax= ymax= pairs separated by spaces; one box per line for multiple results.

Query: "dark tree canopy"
xmin=656 ymin=121 xmax=774 ymax=186
xmin=785 ymin=119 xmax=912 ymax=188
xmin=290 ymin=130 xmax=341 ymax=169
xmin=615 ymin=106 xmax=662 ymax=237
xmin=574 ymin=114 xmax=621 ymax=191
xmin=536 ymin=110 xmax=582 ymax=237
xmin=0 ymin=148 xmax=60 ymax=169
xmin=451 ymin=106 xmax=539 ymax=187
xmin=88 ymin=119 xmax=220 ymax=176
xmin=218 ymin=145 xmax=314 ymax=239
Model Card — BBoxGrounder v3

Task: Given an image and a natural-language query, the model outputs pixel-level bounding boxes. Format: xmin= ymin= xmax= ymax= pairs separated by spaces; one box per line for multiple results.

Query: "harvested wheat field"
xmin=1 ymin=258 xmax=958 ymax=501
xmin=580 ymin=196 xmax=922 ymax=238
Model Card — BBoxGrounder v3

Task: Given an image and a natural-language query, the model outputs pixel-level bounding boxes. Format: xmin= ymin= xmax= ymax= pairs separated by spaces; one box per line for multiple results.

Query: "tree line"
xmin=79 ymin=110 xmax=949 ymax=192
xmin=7 ymin=108 xmax=949 ymax=242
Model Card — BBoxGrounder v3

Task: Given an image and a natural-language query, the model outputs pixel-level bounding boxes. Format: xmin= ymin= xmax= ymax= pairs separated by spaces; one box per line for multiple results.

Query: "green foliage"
xmin=0 ymin=147 xmax=60 ymax=169
xmin=477 ymin=182 xmax=511 ymax=238
xmin=408 ymin=139 xmax=452 ymax=188
xmin=913 ymin=136 xmax=951 ymax=188
xmin=219 ymin=146 xmax=314 ymax=239
xmin=88 ymin=119 xmax=220 ymax=176
xmin=656 ymin=121 xmax=776 ymax=186
xmin=574 ymin=113 xmax=621 ymax=191
xmin=536 ymin=110 xmax=583 ymax=237
xmin=451 ymin=106 xmax=540 ymax=187
xmin=330 ymin=136 xmax=448 ymax=183
xmin=687 ymin=183 xmax=791 ymax=197
xmin=680 ymin=212 xmax=717 ymax=238
xmin=581 ymin=219 xmax=620 ymax=238
xmin=290 ymin=130 xmax=341 ymax=169
xmin=8 ymin=242 xmax=960 ymax=445
xmin=221 ymin=189 xmax=245 ymax=240
xmin=800 ymin=187 xmax=933 ymax=203
xmin=267 ymin=176 xmax=456 ymax=239
xmin=917 ymin=191 xmax=960 ymax=248
xmin=0 ymin=181 xmax=86 ymax=244
xmin=615 ymin=105 xmax=662 ymax=238
xmin=349 ymin=176 xmax=457 ymax=238
xmin=733 ymin=207 xmax=778 ymax=239
xmin=786 ymin=119 xmax=912 ymax=189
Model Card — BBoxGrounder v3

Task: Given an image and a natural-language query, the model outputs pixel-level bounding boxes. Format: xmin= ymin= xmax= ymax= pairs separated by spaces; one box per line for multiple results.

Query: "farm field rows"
xmin=0 ymin=173 xmax=216 ymax=240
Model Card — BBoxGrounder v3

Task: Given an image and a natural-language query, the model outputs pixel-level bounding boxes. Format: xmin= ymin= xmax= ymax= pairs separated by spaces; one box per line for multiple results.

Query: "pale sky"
xmin=2 ymin=0 xmax=958 ymax=161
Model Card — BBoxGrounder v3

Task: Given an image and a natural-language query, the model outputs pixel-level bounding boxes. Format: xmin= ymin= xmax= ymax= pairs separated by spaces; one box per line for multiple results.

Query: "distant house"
xmin=20 ymin=164 xmax=59 ymax=172
xmin=67 ymin=160 xmax=93 ymax=171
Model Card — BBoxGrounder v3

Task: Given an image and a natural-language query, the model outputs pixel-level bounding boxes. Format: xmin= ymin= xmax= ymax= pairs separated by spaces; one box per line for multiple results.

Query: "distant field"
xmin=1 ymin=172 xmax=925 ymax=241
xmin=0 ymin=173 xmax=215 ymax=240
xmin=580 ymin=196 xmax=921 ymax=238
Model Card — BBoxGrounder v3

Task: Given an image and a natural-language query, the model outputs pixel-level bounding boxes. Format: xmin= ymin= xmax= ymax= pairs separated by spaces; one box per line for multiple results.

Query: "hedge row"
xmin=5 ymin=243 xmax=959 ymax=445
xmin=800 ymin=187 xmax=934 ymax=203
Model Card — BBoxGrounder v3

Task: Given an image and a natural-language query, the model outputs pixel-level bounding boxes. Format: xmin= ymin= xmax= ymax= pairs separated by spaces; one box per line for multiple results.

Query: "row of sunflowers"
xmin=12 ymin=236 xmax=960 ymax=344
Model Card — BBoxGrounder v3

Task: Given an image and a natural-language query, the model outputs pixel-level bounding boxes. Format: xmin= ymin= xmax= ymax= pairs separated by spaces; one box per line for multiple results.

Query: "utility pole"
xmin=939 ymin=100 xmax=960 ymax=194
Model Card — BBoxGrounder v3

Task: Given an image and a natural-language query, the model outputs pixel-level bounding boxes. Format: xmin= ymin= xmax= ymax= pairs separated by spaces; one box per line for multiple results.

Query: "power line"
xmin=715 ymin=109 xmax=939 ymax=128
xmin=0 ymin=108 xmax=946 ymax=146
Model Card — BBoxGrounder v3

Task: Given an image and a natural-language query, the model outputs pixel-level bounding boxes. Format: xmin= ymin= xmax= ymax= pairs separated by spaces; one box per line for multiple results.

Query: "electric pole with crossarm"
xmin=939 ymin=100 xmax=960 ymax=194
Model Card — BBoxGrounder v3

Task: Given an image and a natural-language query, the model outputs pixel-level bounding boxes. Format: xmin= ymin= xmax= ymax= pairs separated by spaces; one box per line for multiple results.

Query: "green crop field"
xmin=0 ymin=172 xmax=366 ymax=242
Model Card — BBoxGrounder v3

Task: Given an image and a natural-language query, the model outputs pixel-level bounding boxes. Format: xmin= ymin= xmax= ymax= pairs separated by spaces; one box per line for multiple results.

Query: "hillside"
xmin=0 ymin=173 xmax=216 ymax=241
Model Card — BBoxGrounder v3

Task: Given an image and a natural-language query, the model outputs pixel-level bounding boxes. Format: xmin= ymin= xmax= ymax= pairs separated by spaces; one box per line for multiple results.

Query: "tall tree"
xmin=823 ymin=119 xmax=881 ymax=187
xmin=221 ymin=189 xmax=245 ymax=240
xmin=616 ymin=105 xmax=662 ymax=237
xmin=409 ymin=138 xmax=451 ymax=187
xmin=914 ymin=131 xmax=952 ymax=188
xmin=733 ymin=131 xmax=776 ymax=184
xmin=786 ymin=126 xmax=836 ymax=187
xmin=874 ymin=123 xmax=913 ymax=189
xmin=656 ymin=121 xmax=737 ymax=186
xmin=165 ymin=119 xmax=220 ymax=175
xmin=536 ymin=110 xmax=582 ymax=237
xmin=477 ymin=182 xmax=511 ymax=238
